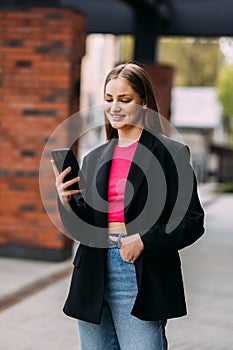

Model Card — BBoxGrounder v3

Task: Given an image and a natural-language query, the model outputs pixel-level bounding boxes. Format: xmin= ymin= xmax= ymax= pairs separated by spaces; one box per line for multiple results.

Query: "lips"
xmin=110 ymin=114 xmax=126 ymax=121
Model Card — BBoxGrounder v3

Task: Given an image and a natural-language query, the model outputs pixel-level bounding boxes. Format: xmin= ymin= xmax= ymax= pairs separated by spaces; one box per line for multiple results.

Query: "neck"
xmin=118 ymin=127 xmax=143 ymax=146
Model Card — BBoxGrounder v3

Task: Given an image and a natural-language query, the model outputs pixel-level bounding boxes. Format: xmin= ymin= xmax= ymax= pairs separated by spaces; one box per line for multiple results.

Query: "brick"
xmin=0 ymin=7 xmax=85 ymax=258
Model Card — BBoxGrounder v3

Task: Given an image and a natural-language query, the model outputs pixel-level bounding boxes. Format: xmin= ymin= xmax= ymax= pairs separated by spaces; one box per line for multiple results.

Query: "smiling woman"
xmin=52 ymin=62 xmax=205 ymax=350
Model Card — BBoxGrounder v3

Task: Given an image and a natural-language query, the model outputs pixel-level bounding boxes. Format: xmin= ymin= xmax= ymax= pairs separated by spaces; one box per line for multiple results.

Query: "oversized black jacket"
xmin=59 ymin=129 xmax=205 ymax=324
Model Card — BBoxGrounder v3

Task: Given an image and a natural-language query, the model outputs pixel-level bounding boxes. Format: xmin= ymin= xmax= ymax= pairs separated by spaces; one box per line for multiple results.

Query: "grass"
xmin=217 ymin=182 xmax=233 ymax=193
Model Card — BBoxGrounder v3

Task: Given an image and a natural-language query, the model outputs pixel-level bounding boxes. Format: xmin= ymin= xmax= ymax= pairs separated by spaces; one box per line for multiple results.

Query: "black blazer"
xmin=60 ymin=129 xmax=205 ymax=324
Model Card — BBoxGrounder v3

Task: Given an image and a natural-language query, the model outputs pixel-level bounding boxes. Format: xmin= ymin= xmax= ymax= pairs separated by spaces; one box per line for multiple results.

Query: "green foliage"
xmin=158 ymin=37 xmax=224 ymax=86
xmin=216 ymin=65 xmax=233 ymax=143
xmin=217 ymin=182 xmax=233 ymax=193
xmin=216 ymin=65 xmax=233 ymax=118
xmin=118 ymin=35 xmax=134 ymax=63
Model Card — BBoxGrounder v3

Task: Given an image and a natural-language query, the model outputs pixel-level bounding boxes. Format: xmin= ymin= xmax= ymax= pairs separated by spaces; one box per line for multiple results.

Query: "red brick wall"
xmin=0 ymin=8 xmax=86 ymax=260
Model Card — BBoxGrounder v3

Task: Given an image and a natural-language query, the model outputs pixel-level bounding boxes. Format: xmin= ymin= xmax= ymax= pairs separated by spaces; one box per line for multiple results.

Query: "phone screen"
xmin=51 ymin=148 xmax=80 ymax=190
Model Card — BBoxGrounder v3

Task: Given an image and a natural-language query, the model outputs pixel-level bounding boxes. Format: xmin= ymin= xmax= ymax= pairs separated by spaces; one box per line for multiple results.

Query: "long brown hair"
xmin=103 ymin=62 xmax=162 ymax=140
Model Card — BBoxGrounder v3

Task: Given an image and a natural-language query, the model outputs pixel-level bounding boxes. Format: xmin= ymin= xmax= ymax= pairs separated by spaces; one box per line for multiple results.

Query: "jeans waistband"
xmin=108 ymin=233 xmax=127 ymax=248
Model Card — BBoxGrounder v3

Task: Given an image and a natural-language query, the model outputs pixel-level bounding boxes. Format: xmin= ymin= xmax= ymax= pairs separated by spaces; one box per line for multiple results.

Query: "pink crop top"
xmin=108 ymin=141 xmax=138 ymax=222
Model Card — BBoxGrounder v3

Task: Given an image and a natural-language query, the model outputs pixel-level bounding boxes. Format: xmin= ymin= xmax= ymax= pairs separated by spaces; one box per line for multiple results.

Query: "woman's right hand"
xmin=51 ymin=159 xmax=82 ymax=211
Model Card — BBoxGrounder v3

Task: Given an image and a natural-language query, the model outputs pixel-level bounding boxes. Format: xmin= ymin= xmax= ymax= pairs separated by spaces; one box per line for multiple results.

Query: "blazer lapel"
xmin=95 ymin=138 xmax=117 ymax=201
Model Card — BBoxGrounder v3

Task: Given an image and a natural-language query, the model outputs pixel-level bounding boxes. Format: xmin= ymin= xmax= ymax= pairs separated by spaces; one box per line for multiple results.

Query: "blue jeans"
xmin=77 ymin=246 xmax=168 ymax=350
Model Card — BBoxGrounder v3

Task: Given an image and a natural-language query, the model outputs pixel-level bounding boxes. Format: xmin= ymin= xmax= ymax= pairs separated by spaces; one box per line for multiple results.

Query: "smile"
xmin=110 ymin=114 xmax=126 ymax=121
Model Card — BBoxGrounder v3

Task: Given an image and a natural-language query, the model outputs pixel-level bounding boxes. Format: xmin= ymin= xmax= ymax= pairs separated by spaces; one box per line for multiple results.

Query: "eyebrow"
xmin=105 ymin=93 xmax=132 ymax=97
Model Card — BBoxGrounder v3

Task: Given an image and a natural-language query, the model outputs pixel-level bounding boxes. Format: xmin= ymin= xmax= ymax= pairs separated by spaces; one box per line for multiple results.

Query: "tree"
xmin=158 ymin=37 xmax=224 ymax=86
xmin=216 ymin=65 xmax=233 ymax=143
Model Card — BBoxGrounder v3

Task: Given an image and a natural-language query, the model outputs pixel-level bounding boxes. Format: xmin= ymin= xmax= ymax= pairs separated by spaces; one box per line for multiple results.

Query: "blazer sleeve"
xmin=141 ymin=145 xmax=205 ymax=256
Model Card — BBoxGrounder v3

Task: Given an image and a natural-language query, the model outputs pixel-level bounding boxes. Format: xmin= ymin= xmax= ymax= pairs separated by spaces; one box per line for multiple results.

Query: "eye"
xmin=105 ymin=98 xmax=113 ymax=103
xmin=121 ymin=99 xmax=131 ymax=103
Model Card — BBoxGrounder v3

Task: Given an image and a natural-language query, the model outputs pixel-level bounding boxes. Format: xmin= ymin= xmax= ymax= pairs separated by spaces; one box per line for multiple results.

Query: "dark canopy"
xmin=1 ymin=0 xmax=233 ymax=36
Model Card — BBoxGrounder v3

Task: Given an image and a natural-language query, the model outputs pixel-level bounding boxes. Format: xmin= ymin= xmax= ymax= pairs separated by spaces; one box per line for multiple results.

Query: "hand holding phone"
xmin=51 ymin=148 xmax=82 ymax=191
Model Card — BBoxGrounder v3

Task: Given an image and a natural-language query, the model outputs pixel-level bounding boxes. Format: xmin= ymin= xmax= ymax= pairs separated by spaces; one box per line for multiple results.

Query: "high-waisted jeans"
xmin=77 ymin=243 xmax=168 ymax=350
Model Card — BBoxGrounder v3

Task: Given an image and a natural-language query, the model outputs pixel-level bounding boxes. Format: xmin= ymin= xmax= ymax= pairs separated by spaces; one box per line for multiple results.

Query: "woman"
xmin=51 ymin=62 xmax=205 ymax=349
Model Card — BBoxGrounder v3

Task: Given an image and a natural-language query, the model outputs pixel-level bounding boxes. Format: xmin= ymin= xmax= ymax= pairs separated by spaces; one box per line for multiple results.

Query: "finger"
xmin=59 ymin=166 xmax=72 ymax=182
xmin=62 ymin=176 xmax=80 ymax=190
xmin=62 ymin=189 xmax=82 ymax=197
xmin=119 ymin=249 xmax=134 ymax=263
xmin=50 ymin=159 xmax=59 ymax=178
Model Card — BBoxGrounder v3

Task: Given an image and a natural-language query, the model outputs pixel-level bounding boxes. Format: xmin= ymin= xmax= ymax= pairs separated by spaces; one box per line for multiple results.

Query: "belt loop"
xmin=117 ymin=235 xmax=122 ymax=249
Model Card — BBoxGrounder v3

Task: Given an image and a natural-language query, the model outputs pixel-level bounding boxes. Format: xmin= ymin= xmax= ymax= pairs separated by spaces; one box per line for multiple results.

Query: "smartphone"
xmin=51 ymin=148 xmax=82 ymax=191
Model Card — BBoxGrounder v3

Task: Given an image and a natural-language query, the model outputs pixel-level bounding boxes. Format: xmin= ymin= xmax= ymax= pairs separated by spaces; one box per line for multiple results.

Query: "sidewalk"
xmin=167 ymin=184 xmax=233 ymax=349
xmin=0 ymin=245 xmax=78 ymax=350
xmin=0 ymin=183 xmax=233 ymax=349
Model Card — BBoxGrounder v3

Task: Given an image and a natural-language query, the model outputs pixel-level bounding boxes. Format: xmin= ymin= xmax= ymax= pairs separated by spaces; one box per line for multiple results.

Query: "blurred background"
xmin=0 ymin=1 xmax=233 ymax=349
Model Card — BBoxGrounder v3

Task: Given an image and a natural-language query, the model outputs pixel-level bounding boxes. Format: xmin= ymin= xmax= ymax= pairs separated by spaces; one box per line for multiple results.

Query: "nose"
xmin=110 ymin=102 xmax=121 ymax=113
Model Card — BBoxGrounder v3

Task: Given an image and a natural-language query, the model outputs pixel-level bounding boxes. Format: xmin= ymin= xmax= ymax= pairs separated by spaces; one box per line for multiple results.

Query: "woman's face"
xmin=104 ymin=76 xmax=144 ymax=132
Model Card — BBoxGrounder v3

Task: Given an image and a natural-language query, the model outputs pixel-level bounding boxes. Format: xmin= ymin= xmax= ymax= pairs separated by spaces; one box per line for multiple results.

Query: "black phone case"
xmin=51 ymin=148 xmax=80 ymax=191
